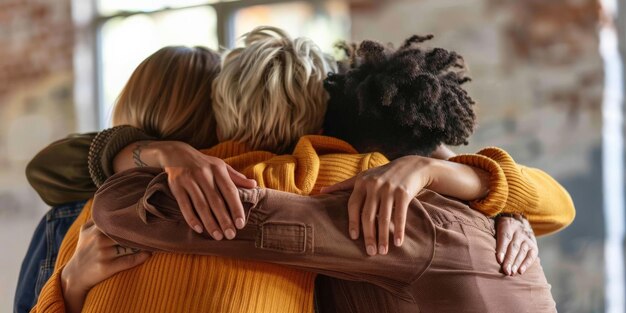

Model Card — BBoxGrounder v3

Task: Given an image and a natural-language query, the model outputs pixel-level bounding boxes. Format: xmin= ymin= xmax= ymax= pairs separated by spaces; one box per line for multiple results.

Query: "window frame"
xmin=74 ymin=0 xmax=333 ymax=129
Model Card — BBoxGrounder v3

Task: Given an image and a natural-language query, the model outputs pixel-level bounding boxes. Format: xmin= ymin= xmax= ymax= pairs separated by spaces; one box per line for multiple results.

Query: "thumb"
xmin=320 ymin=177 xmax=357 ymax=194
xmin=227 ymin=165 xmax=257 ymax=188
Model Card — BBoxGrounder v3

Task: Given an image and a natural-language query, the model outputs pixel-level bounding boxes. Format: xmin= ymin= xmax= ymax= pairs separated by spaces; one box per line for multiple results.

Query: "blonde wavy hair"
xmin=212 ymin=26 xmax=337 ymax=153
xmin=112 ymin=46 xmax=221 ymax=149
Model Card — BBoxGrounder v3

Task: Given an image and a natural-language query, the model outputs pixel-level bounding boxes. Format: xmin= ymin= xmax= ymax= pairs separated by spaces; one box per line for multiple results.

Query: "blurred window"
xmin=232 ymin=0 xmax=350 ymax=53
xmin=95 ymin=0 xmax=350 ymax=127
xmin=99 ymin=7 xmax=218 ymax=124
xmin=98 ymin=0 xmax=215 ymax=16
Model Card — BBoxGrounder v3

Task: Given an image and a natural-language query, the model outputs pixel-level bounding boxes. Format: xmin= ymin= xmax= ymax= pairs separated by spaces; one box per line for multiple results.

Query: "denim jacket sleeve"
xmin=92 ymin=167 xmax=437 ymax=303
xmin=13 ymin=201 xmax=84 ymax=313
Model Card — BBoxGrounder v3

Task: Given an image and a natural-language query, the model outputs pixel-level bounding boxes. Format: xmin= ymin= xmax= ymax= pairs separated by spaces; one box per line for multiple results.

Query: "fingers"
xmin=199 ymin=178 xmax=236 ymax=240
xmin=361 ymin=191 xmax=379 ymax=256
xmin=347 ymin=184 xmax=365 ymax=240
xmin=215 ymin=166 xmax=246 ymax=230
xmin=93 ymin=231 xmax=133 ymax=258
xmin=185 ymin=182 xmax=223 ymax=240
xmin=392 ymin=189 xmax=410 ymax=247
xmin=511 ymin=241 xmax=530 ymax=275
xmin=170 ymin=161 xmax=246 ymax=239
xmin=320 ymin=177 xmax=357 ymax=194
xmin=170 ymin=181 xmax=204 ymax=234
xmin=377 ymin=193 xmax=394 ymax=255
xmin=518 ymin=248 xmax=538 ymax=274
xmin=111 ymin=245 xmax=140 ymax=257
xmin=226 ymin=165 xmax=257 ymax=189
xmin=496 ymin=216 xmax=541 ymax=276
xmin=502 ymin=232 xmax=523 ymax=276
xmin=110 ymin=251 xmax=151 ymax=274
xmin=496 ymin=217 xmax=513 ymax=264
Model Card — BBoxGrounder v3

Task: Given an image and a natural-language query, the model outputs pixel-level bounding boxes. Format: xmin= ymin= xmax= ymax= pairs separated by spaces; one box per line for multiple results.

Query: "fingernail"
xmin=378 ymin=245 xmax=387 ymax=255
xmin=224 ymin=229 xmax=236 ymax=240
xmin=395 ymin=238 xmax=402 ymax=247
xmin=212 ymin=231 xmax=223 ymax=240
xmin=497 ymin=253 xmax=504 ymax=263
xmin=520 ymin=265 xmax=526 ymax=274
xmin=506 ymin=264 xmax=511 ymax=275
xmin=194 ymin=225 xmax=204 ymax=234
xmin=366 ymin=245 xmax=377 ymax=256
xmin=350 ymin=229 xmax=358 ymax=239
xmin=235 ymin=218 xmax=245 ymax=229
xmin=512 ymin=265 xmax=518 ymax=274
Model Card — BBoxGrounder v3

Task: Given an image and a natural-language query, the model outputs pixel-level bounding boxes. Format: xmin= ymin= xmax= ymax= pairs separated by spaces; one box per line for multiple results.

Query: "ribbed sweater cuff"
xmin=475 ymin=147 xmax=539 ymax=215
xmin=88 ymin=126 xmax=155 ymax=187
xmin=449 ymin=154 xmax=509 ymax=217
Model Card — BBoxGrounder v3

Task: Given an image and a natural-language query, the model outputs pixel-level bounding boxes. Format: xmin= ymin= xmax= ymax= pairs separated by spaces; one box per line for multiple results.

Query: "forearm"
xmin=25 ymin=126 xmax=154 ymax=206
xmin=426 ymin=158 xmax=490 ymax=201
xmin=452 ymin=147 xmax=575 ymax=236
xmin=112 ymin=140 xmax=187 ymax=173
xmin=91 ymin=168 xmax=435 ymax=301
xmin=88 ymin=126 xmax=156 ymax=186
xmin=113 ymin=141 xmax=161 ymax=172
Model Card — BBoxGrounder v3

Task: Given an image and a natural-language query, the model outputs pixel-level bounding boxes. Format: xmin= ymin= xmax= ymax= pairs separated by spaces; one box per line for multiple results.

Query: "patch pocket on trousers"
xmin=257 ymin=222 xmax=311 ymax=254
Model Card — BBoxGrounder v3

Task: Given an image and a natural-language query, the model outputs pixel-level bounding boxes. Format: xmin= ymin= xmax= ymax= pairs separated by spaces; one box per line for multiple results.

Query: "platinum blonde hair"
xmin=212 ymin=26 xmax=337 ymax=153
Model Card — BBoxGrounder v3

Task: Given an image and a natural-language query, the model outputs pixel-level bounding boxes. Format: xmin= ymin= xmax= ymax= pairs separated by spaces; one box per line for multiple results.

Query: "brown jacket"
xmin=93 ymin=167 xmax=434 ymax=302
xmin=93 ymin=168 xmax=557 ymax=313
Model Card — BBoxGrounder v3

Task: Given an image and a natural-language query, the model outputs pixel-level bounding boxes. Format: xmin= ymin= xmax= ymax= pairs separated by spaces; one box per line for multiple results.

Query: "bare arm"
xmin=25 ymin=126 xmax=155 ymax=205
xmin=321 ymin=155 xmax=495 ymax=255
xmin=433 ymin=145 xmax=575 ymax=235
xmin=112 ymin=140 xmax=257 ymax=240
xmin=449 ymin=147 xmax=576 ymax=235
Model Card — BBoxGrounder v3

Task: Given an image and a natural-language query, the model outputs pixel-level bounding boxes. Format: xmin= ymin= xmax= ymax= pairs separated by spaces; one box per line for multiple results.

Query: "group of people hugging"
xmin=15 ymin=26 xmax=575 ymax=313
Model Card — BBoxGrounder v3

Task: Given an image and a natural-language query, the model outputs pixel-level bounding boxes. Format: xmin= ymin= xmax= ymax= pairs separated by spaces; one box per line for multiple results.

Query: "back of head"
xmin=324 ymin=35 xmax=476 ymax=159
xmin=112 ymin=46 xmax=221 ymax=149
xmin=213 ymin=26 xmax=337 ymax=153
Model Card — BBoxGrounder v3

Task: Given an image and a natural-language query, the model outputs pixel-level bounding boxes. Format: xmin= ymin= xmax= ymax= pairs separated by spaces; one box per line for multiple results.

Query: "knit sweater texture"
xmin=32 ymin=136 xmax=574 ymax=312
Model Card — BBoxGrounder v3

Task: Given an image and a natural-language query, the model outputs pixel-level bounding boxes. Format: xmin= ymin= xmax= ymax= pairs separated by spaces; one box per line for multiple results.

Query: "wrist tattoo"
xmin=132 ymin=142 xmax=149 ymax=168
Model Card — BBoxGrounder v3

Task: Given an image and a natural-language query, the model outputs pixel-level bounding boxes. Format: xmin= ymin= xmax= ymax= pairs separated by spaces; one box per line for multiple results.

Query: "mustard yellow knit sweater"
xmin=32 ymin=136 xmax=574 ymax=313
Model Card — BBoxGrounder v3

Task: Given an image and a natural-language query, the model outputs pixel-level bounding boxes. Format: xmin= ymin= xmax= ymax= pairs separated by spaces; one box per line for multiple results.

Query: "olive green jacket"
xmin=26 ymin=126 xmax=152 ymax=206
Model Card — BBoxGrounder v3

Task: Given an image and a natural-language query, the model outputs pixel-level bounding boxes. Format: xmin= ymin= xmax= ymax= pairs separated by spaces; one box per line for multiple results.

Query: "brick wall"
xmin=349 ymin=0 xmax=604 ymax=312
xmin=0 ymin=0 xmax=607 ymax=311
xmin=0 ymin=0 xmax=73 ymax=99
xmin=0 ymin=0 xmax=75 ymax=217
xmin=0 ymin=0 xmax=75 ymax=310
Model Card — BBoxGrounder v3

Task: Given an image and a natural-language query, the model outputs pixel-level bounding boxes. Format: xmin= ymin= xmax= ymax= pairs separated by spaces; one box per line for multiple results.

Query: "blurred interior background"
xmin=0 ymin=0 xmax=620 ymax=312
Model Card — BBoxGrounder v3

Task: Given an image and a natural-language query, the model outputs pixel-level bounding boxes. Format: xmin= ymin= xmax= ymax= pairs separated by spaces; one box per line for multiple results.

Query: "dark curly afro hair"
xmin=324 ymin=35 xmax=476 ymax=159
